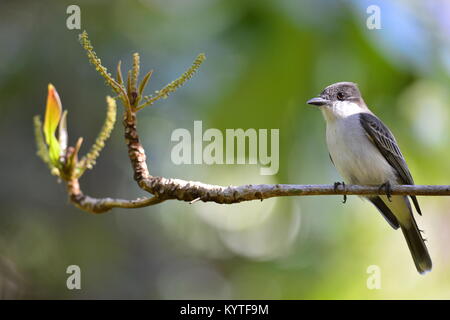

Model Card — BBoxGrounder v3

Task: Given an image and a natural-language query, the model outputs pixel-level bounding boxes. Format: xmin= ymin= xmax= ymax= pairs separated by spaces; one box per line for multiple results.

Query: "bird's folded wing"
xmin=359 ymin=112 xmax=422 ymax=215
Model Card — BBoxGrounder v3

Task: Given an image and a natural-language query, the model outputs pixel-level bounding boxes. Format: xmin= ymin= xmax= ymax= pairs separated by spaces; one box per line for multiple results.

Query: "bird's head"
xmin=307 ymin=82 xmax=367 ymax=119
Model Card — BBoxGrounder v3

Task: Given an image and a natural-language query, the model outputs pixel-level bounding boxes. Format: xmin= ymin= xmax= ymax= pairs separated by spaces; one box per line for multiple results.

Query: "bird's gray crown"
xmin=320 ymin=82 xmax=362 ymax=102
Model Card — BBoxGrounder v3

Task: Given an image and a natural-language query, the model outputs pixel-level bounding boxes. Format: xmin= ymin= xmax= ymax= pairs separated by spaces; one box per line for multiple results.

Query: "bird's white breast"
xmin=324 ymin=111 xmax=397 ymax=185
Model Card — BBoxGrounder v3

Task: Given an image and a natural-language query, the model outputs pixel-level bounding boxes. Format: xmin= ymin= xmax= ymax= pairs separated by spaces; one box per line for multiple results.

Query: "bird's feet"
xmin=379 ymin=181 xmax=392 ymax=202
xmin=334 ymin=181 xmax=347 ymax=204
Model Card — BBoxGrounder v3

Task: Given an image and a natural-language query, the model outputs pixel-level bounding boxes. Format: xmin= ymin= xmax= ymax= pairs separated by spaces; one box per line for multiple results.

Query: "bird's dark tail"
xmin=400 ymin=220 xmax=432 ymax=274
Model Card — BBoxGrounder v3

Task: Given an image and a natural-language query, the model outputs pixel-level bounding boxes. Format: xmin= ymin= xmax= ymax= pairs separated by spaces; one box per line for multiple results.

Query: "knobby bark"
xmin=65 ymin=111 xmax=450 ymax=214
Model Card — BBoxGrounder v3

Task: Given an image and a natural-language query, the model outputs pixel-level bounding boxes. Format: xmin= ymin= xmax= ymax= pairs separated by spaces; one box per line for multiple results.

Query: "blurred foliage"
xmin=0 ymin=0 xmax=449 ymax=299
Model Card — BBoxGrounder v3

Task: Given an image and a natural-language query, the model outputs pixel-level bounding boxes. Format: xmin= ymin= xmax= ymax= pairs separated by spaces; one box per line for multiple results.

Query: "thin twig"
xmin=66 ymin=177 xmax=165 ymax=214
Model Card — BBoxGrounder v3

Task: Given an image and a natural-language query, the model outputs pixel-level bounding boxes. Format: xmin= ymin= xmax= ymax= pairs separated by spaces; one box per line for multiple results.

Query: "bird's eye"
xmin=337 ymin=92 xmax=345 ymax=101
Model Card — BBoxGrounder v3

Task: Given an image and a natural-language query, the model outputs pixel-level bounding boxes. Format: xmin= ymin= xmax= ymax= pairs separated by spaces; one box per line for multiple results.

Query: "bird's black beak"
xmin=307 ymin=96 xmax=329 ymax=106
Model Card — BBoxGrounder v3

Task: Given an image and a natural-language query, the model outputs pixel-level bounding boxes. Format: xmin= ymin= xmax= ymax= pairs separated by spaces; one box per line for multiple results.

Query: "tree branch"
xmin=66 ymin=172 xmax=450 ymax=213
xmin=121 ymin=110 xmax=450 ymax=206
xmin=141 ymin=180 xmax=450 ymax=203
xmin=60 ymin=111 xmax=450 ymax=214
xmin=66 ymin=177 xmax=166 ymax=214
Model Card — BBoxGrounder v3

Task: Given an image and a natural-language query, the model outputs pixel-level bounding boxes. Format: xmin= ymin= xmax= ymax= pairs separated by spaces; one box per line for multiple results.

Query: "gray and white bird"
xmin=307 ymin=82 xmax=432 ymax=274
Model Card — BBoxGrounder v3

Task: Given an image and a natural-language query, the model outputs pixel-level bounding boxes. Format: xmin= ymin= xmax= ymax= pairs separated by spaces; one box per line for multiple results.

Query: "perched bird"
xmin=307 ymin=82 xmax=431 ymax=274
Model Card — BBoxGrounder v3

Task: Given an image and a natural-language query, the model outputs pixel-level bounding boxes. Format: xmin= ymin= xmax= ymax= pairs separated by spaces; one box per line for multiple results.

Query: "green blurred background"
xmin=0 ymin=0 xmax=449 ymax=299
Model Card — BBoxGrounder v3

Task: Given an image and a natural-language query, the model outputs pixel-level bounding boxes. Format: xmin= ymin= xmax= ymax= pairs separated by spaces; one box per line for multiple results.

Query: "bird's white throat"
xmin=321 ymin=100 xmax=363 ymax=122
